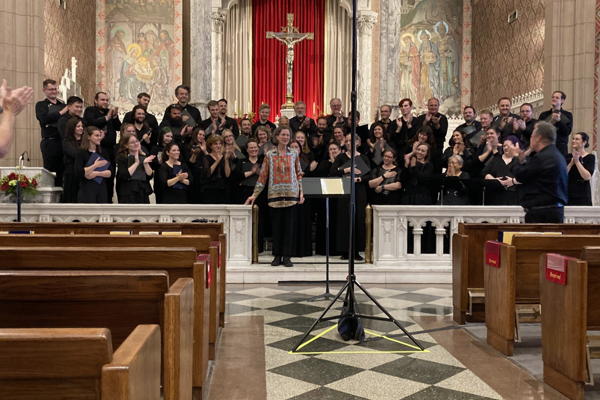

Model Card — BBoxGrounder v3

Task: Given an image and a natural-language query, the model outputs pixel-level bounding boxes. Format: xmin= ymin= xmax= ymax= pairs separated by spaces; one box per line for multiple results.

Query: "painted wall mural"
xmin=379 ymin=0 xmax=463 ymax=114
xmin=96 ymin=0 xmax=183 ymax=115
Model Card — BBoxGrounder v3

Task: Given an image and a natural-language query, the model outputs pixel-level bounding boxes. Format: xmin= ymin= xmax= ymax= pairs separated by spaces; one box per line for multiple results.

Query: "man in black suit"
xmin=513 ymin=121 xmax=568 ymax=223
xmin=538 ymin=90 xmax=573 ymax=156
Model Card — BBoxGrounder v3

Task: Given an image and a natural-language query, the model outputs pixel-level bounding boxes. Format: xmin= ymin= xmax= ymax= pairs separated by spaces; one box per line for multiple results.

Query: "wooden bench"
xmin=0 ymin=325 xmax=161 ymax=400
xmin=540 ymin=248 xmax=600 ymax=400
xmin=0 ymin=246 xmax=214 ymax=391
xmin=452 ymin=223 xmax=600 ymax=324
xmin=0 ymin=270 xmax=192 ymax=400
xmin=0 ymin=222 xmax=228 ymax=328
xmin=484 ymin=235 xmax=600 ymax=356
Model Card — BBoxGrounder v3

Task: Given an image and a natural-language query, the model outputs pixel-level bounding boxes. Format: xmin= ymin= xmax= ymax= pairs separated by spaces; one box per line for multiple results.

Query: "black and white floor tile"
xmin=227 ymin=285 xmax=502 ymax=400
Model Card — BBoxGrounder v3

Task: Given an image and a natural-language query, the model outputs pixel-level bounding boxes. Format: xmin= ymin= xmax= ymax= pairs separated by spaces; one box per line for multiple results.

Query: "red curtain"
xmin=252 ymin=0 xmax=324 ymax=120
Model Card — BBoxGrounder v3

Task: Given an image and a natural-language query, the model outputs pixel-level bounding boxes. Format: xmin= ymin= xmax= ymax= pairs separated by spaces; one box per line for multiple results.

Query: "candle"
xmin=312 ymin=102 xmax=316 ymax=117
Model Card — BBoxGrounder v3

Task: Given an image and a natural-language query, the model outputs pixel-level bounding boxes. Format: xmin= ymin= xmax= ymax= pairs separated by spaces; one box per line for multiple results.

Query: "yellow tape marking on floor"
xmin=289 ymin=324 xmax=429 ymax=354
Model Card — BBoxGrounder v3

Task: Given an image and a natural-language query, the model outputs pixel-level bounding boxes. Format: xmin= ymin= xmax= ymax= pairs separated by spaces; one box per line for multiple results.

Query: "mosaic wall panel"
xmin=471 ymin=0 xmax=544 ymax=110
xmin=379 ymin=0 xmax=463 ymax=114
xmin=96 ymin=0 xmax=183 ymax=115
xmin=44 ymin=0 xmax=97 ymax=103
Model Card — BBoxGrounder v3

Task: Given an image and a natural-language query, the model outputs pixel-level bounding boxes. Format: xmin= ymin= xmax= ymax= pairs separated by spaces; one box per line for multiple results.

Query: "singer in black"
xmin=513 ymin=122 xmax=568 ymax=223
xmin=35 ymin=79 xmax=66 ymax=185
xmin=158 ymin=142 xmax=191 ymax=204
xmin=538 ymin=91 xmax=573 ymax=156
xmin=116 ymin=133 xmax=155 ymax=204
xmin=75 ymin=126 xmax=111 ymax=203
xmin=61 ymin=117 xmax=84 ymax=203
xmin=566 ymin=132 xmax=595 ymax=205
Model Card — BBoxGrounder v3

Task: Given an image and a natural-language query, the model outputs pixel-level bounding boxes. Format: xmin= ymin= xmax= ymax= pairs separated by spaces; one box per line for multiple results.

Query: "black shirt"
xmin=455 ymin=120 xmax=482 ymax=139
xmin=492 ymin=113 xmax=519 ymax=140
xmin=415 ymin=113 xmax=448 ymax=154
xmin=513 ymin=144 xmax=568 ymax=208
xmin=538 ymin=109 xmax=573 ymax=155
xmin=164 ymin=103 xmax=202 ymax=128
xmin=290 ymin=116 xmax=317 ymax=137
xmin=35 ymin=98 xmax=66 ymax=139
xmin=566 ymin=153 xmax=595 ymax=205
xmin=251 ymin=120 xmax=277 ymax=135
xmin=83 ymin=106 xmax=121 ymax=152
xmin=123 ymin=110 xmax=160 ymax=146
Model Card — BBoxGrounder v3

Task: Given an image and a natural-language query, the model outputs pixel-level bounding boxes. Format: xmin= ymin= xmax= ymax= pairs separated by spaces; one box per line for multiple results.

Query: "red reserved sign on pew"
xmin=485 ymin=241 xmax=501 ymax=268
xmin=545 ymin=253 xmax=569 ymax=285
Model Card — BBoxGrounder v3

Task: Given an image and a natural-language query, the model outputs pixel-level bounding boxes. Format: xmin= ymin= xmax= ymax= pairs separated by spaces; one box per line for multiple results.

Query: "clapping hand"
xmin=0 ymin=80 xmax=33 ymax=116
xmin=143 ymin=155 xmax=156 ymax=164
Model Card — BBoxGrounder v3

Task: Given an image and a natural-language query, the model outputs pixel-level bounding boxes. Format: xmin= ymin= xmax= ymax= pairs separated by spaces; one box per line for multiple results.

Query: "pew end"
xmin=102 ymin=324 xmax=162 ymax=400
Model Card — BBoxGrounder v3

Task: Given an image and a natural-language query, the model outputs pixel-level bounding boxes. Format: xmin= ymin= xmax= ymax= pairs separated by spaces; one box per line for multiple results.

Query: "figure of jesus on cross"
xmin=267 ymin=14 xmax=314 ymax=109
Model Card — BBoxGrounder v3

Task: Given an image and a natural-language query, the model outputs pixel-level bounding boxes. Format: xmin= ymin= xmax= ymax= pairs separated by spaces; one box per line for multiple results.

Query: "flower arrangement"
xmin=0 ymin=173 xmax=39 ymax=197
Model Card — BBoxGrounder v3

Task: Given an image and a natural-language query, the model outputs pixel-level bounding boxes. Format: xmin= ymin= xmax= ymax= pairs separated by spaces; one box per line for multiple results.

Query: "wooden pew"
xmin=452 ymin=223 xmax=600 ymax=324
xmin=0 ymin=247 xmax=214 ymax=392
xmin=540 ymin=248 xmax=600 ymax=400
xmin=0 ymin=325 xmax=161 ymax=400
xmin=484 ymin=235 xmax=600 ymax=356
xmin=0 ymin=270 xmax=192 ymax=400
xmin=0 ymin=222 xmax=228 ymax=328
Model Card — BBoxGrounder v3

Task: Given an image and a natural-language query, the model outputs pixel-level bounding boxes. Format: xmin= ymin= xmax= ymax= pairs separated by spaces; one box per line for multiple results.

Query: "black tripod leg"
xmin=354 ymin=281 xmax=424 ymax=350
xmin=292 ymin=280 xmax=350 ymax=352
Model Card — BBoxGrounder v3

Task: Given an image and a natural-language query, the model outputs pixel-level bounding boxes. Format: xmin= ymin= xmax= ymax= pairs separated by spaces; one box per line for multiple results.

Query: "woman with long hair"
xmin=157 ymin=142 xmax=191 ymax=204
xmin=481 ymin=136 xmax=520 ymax=205
xmin=367 ymin=122 xmax=393 ymax=166
xmin=187 ymin=128 xmax=207 ymax=204
xmin=246 ymin=127 xmax=304 ymax=268
xmin=150 ymin=128 xmax=174 ymax=203
xmin=116 ymin=132 xmax=155 ymax=203
xmin=62 ymin=117 xmax=84 ymax=203
xmin=75 ymin=126 xmax=111 ymax=203
xmin=401 ymin=142 xmax=435 ymax=205
xmin=404 ymin=126 xmax=436 ymax=168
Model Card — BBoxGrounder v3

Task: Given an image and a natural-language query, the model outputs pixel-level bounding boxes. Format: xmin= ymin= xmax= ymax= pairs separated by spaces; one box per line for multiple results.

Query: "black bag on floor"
xmin=337 ymin=300 xmax=365 ymax=342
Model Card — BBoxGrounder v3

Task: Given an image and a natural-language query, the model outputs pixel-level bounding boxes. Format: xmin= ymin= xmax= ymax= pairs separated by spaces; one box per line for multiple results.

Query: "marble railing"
xmin=0 ymin=204 xmax=252 ymax=267
xmin=372 ymin=205 xmax=600 ymax=269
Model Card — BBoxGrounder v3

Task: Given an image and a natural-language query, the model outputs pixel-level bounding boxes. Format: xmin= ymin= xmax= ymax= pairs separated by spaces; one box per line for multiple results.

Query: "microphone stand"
xmin=15 ymin=151 xmax=30 ymax=222
xmin=293 ymin=0 xmax=422 ymax=353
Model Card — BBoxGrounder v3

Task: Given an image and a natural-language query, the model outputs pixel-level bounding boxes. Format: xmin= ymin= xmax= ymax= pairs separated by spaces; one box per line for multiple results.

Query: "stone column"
xmin=544 ymin=0 xmax=595 ymax=138
xmin=190 ymin=0 xmax=213 ymax=114
xmin=357 ymin=10 xmax=377 ymax=122
xmin=0 ymin=1 xmax=45 ymax=167
xmin=211 ymin=8 xmax=226 ymax=101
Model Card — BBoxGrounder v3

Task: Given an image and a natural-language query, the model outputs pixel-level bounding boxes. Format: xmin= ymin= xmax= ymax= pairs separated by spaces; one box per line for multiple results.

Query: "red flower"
xmin=7 ymin=173 xmax=16 ymax=180
xmin=19 ymin=182 xmax=27 ymax=188
xmin=1 ymin=183 xmax=8 ymax=191
xmin=31 ymin=179 xmax=37 ymax=187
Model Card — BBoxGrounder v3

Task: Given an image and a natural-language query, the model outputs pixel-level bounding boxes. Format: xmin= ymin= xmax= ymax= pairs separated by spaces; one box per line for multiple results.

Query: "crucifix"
xmin=267 ymin=14 xmax=314 ymax=109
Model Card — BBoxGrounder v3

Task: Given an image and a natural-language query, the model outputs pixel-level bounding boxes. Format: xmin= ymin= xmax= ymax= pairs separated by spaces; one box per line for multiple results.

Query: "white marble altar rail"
xmin=0 ymin=204 xmax=252 ymax=268
xmin=372 ymin=205 xmax=600 ymax=271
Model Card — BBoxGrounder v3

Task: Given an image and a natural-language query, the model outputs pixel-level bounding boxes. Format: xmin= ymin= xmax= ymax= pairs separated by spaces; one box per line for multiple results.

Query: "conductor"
xmin=512 ymin=121 xmax=568 ymax=223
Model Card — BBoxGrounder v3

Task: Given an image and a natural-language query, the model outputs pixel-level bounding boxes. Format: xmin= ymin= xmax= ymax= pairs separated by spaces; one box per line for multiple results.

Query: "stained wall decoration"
xmin=471 ymin=0 xmax=544 ymax=110
xmin=95 ymin=0 xmax=183 ymax=115
xmin=379 ymin=0 xmax=463 ymax=114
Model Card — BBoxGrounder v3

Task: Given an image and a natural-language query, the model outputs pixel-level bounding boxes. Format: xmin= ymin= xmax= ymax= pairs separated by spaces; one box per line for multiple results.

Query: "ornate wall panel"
xmin=471 ymin=0 xmax=544 ymax=109
xmin=378 ymin=0 xmax=463 ymax=114
xmin=95 ymin=0 xmax=183 ymax=115
xmin=44 ymin=0 xmax=97 ymax=103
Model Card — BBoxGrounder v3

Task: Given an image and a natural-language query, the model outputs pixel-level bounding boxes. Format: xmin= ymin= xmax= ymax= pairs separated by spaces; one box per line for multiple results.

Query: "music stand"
xmin=302 ymin=177 xmax=350 ymax=301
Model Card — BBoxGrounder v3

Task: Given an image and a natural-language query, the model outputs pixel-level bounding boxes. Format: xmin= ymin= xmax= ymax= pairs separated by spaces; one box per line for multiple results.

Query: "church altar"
xmin=1 ymin=204 xmax=599 ymax=283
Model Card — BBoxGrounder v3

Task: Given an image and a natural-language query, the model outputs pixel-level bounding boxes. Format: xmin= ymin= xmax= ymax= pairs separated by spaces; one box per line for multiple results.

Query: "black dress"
xmin=369 ymin=165 xmax=402 ymax=205
xmin=150 ymin=145 xmax=165 ymax=203
xmin=401 ymin=161 xmax=435 ymax=205
xmin=439 ymin=172 xmax=470 ymax=205
xmin=566 ymin=153 xmax=595 ymax=205
xmin=188 ymin=153 xmax=205 ymax=204
xmin=293 ymin=152 xmax=315 ymax=257
xmin=61 ymin=139 xmax=80 ymax=203
xmin=481 ymin=154 xmax=519 ymax=205
xmin=75 ymin=150 xmax=110 ymax=203
xmin=116 ymin=154 xmax=152 ymax=204
xmin=330 ymin=153 xmax=371 ymax=255
xmin=201 ymin=155 xmax=232 ymax=204
xmin=158 ymin=162 xmax=191 ymax=204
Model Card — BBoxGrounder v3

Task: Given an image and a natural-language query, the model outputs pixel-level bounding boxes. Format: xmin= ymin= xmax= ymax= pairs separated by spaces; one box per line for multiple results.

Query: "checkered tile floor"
xmin=227 ymin=285 xmax=502 ymax=400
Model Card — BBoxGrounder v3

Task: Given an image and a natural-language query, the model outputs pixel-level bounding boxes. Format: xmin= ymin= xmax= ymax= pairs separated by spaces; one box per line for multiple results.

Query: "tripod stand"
xmin=292 ymin=0 xmax=422 ymax=353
